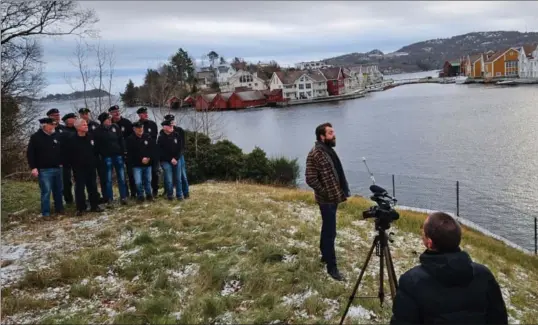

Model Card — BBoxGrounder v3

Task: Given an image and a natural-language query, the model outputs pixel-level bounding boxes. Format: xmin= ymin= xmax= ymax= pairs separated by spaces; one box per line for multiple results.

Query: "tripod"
xmin=339 ymin=226 xmax=399 ymax=325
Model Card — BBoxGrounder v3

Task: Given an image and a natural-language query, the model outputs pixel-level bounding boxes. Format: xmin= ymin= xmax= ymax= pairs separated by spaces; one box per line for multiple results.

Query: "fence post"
xmin=456 ymin=181 xmax=460 ymax=217
xmin=534 ymin=217 xmax=538 ymax=255
xmin=534 ymin=217 xmax=537 ymax=255
xmin=392 ymin=174 xmax=395 ymax=198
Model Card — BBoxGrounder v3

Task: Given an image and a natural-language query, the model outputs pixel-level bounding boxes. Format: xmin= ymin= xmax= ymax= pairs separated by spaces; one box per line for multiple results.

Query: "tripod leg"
xmin=384 ymin=244 xmax=398 ymax=300
xmin=339 ymin=236 xmax=379 ymax=325
xmin=378 ymin=234 xmax=385 ymax=307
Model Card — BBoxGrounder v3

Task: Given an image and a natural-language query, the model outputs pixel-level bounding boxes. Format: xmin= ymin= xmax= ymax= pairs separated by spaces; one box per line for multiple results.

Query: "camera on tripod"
xmin=363 ymin=184 xmax=400 ymax=231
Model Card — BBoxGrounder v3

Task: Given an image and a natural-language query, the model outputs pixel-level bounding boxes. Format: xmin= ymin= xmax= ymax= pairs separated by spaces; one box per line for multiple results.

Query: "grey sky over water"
xmin=41 ymin=1 xmax=538 ymax=95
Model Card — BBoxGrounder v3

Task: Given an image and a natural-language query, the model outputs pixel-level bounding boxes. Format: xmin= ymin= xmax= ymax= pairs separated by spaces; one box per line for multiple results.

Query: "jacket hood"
xmin=419 ymin=249 xmax=474 ymax=287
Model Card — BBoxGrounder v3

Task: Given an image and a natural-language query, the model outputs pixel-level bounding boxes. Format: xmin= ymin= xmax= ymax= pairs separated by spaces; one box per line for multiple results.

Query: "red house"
xmin=183 ymin=95 xmax=195 ymax=107
xmin=319 ymin=67 xmax=345 ymax=96
xmin=210 ymin=92 xmax=233 ymax=111
xmin=262 ymin=89 xmax=285 ymax=105
xmin=228 ymin=90 xmax=267 ymax=110
xmin=195 ymin=93 xmax=217 ymax=111
xmin=167 ymin=96 xmax=180 ymax=109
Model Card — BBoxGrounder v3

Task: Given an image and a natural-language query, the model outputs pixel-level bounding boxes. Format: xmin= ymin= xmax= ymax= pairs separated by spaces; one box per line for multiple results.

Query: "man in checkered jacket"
xmin=305 ymin=122 xmax=351 ymax=281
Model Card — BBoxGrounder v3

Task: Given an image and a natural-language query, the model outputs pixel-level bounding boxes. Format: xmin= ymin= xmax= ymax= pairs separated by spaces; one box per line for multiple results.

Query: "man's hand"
xmin=31 ymin=168 xmax=39 ymax=177
xmin=171 ymin=158 xmax=178 ymax=166
xmin=142 ymin=157 xmax=150 ymax=164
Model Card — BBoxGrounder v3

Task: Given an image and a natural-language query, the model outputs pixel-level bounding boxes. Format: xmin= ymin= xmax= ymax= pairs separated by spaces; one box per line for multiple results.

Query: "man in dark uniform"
xmin=109 ymin=105 xmax=136 ymax=198
xmin=164 ymin=114 xmax=189 ymax=198
xmin=64 ymin=119 xmax=104 ymax=216
xmin=157 ymin=119 xmax=184 ymax=200
xmin=60 ymin=112 xmax=77 ymax=205
xmin=78 ymin=107 xmax=105 ymax=202
xmin=126 ymin=122 xmax=156 ymax=202
xmin=46 ymin=108 xmax=65 ymax=133
xmin=78 ymin=108 xmax=100 ymax=133
xmin=95 ymin=112 xmax=128 ymax=205
xmin=136 ymin=107 xmax=159 ymax=197
xmin=26 ymin=117 xmax=64 ymax=218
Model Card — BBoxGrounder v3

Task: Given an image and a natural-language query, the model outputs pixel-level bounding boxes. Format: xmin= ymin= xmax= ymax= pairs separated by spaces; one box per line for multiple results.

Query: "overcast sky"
xmin=41 ymin=1 xmax=538 ymax=96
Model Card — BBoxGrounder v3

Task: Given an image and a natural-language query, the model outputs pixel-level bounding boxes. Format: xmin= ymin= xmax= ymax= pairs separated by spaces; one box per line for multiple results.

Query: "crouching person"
xmin=158 ymin=119 xmax=184 ymax=200
xmin=126 ymin=122 xmax=156 ymax=202
xmin=65 ymin=119 xmax=104 ymax=216
xmin=390 ymin=212 xmax=508 ymax=325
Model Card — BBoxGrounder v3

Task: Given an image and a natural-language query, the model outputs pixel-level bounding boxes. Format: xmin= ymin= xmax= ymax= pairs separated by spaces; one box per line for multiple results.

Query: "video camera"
xmin=363 ymin=185 xmax=400 ymax=231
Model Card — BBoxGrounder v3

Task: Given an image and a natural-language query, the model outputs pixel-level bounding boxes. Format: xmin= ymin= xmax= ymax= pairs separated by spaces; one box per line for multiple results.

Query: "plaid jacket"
xmin=305 ymin=143 xmax=347 ymax=204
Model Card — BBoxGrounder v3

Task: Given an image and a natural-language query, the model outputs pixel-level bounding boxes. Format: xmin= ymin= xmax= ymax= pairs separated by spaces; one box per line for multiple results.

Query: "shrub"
xmin=182 ymin=131 xmax=299 ymax=187
xmin=206 ymin=140 xmax=244 ymax=180
xmin=242 ymin=147 xmax=272 ymax=183
xmin=268 ymin=156 xmax=300 ymax=187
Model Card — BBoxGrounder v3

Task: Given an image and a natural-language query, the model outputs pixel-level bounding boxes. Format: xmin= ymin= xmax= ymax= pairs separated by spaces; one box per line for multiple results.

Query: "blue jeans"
xmin=161 ymin=161 xmax=183 ymax=198
xmin=38 ymin=168 xmax=64 ymax=216
xmin=319 ymin=203 xmax=338 ymax=270
xmin=103 ymin=155 xmax=128 ymax=201
xmin=179 ymin=155 xmax=189 ymax=196
xmin=132 ymin=166 xmax=152 ymax=198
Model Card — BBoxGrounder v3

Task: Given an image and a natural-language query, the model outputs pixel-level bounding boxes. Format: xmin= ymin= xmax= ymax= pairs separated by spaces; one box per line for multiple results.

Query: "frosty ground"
xmin=1 ymin=181 xmax=537 ymax=324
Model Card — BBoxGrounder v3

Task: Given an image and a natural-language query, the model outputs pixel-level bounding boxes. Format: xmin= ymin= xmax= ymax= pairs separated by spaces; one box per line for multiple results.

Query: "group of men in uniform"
xmin=27 ymin=105 xmax=189 ymax=217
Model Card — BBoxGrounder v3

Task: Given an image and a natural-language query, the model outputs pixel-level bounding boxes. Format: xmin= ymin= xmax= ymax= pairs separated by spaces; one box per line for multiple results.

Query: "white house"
xmin=215 ymin=64 xmax=236 ymax=85
xmin=519 ymin=44 xmax=538 ymax=79
xmin=270 ymin=70 xmax=328 ymax=100
xmin=220 ymin=70 xmax=268 ymax=92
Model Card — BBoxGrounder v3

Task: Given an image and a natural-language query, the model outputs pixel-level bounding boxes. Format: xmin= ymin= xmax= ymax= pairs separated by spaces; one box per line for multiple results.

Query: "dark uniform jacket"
xmin=26 ymin=129 xmax=63 ymax=170
xmin=390 ymin=249 xmax=508 ymax=325
xmin=113 ymin=117 xmax=133 ymax=139
xmin=126 ymin=133 xmax=157 ymax=167
xmin=305 ymin=142 xmax=348 ymax=204
xmin=94 ymin=124 xmax=125 ymax=158
xmin=140 ymin=119 xmax=158 ymax=140
xmin=86 ymin=120 xmax=100 ymax=134
xmin=157 ymin=131 xmax=183 ymax=162
xmin=63 ymin=133 xmax=99 ymax=169
xmin=175 ymin=126 xmax=186 ymax=153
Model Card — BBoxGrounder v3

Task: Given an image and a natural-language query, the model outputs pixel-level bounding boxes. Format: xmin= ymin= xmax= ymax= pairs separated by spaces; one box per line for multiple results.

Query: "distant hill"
xmin=323 ymin=31 xmax=538 ymax=74
xmin=40 ymin=89 xmax=111 ymax=101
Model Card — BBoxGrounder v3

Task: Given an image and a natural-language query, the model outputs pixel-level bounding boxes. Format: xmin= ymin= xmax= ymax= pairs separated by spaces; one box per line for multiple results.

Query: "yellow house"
xmin=470 ymin=54 xmax=484 ymax=78
xmin=484 ymin=48 xmax=520 ymax=78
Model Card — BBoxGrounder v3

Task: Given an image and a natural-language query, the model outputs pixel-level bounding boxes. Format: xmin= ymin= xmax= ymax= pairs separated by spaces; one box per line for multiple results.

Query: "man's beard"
xmin=324 ymin=138 xmax=336 ymax=147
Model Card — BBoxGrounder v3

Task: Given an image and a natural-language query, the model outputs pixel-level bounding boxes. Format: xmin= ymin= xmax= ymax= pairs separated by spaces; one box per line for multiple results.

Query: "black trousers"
xmin=319 ymin=203 xmax=338 ymax=270
xmin=125 ymin=158 xmax=137 ymax=198
xmin=151 ymin=159 xmax=159 ymax=195
xmin=62 ymin=165 xmax=74 ymax=203
xmin=97 ymin=160 xmax=108 ymax=201
xmin=73 ymin=166 xmax=99 ymax=212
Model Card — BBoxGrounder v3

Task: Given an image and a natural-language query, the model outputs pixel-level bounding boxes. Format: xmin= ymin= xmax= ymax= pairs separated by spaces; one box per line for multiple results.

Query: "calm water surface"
xmin=42 ymin=75 xmax=538 ymax=250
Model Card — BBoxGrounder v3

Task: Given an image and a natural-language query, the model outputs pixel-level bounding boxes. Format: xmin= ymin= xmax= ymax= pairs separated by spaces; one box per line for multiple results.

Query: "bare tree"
xmin=1 ymin=0 xmax=99 ymax=176
xmin=1 ymin=1 xmax=98 ymax=45
xmin=64 ymin=38 xmax=117 ymax=115
xmin=107 ymin=45 xmax=116 ymax=107
xmin=65 ymin=38 xmax=93 ymax=108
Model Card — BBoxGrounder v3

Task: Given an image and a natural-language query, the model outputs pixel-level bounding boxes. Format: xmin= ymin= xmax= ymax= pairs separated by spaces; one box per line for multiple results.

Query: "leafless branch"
xmin=1 ymin=1 xmax=99 ymax=45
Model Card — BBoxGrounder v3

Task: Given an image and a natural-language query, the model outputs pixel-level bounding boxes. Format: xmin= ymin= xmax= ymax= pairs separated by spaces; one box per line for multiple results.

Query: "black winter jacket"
xmin=86 ymin=120 xmax=100 ymax=134
xmin=390 ymin=249 xmax=508 ymax=325
xmin=113 ymin=117 xmax=133 ymax=139
xmin=26 ymin=129 xmax=64 ymax=170
xmin=94 ymin=124 xmax=125 ymax=158
xmin=157 ymin=131 xmax=183 ymax=162
xmin=126 ymin=133 xmax=156 ymax=167
xmin=139 ymin=119 xmax=158 ymax=139
xmin=63 ymin=133 xmax=99 ymax=168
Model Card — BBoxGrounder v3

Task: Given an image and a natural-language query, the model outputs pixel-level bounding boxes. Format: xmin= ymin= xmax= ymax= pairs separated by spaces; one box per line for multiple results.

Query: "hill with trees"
xmin=323 ymin=31 xmax=538 ymax=74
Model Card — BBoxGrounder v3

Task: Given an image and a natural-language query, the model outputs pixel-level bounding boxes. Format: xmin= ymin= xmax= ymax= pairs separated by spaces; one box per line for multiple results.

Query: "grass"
xmin=1 ymin=180 xmax=537 ymax=324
